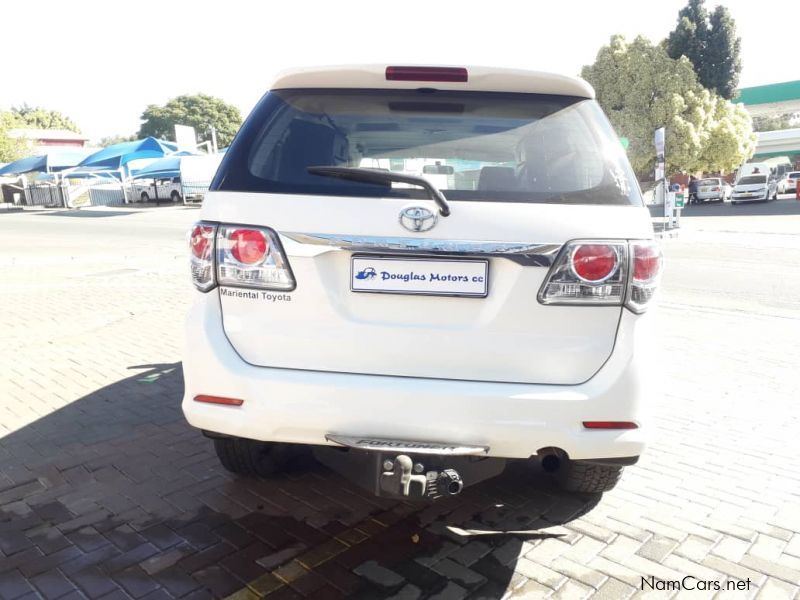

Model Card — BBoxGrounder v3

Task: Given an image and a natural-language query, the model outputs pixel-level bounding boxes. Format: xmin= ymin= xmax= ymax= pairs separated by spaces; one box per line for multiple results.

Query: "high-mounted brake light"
xmin=386 ymin=66 xmax=468 ymax=83
xmin=583 ymin=421 xmax=638 ymax=430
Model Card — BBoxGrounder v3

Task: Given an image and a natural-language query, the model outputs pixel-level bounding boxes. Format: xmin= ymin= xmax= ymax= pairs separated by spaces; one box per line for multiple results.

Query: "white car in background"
xmin=777 ymin=171 xmax=800 ymax=195
xmin=731 ymin=174 xmax=777 ymax=204
xmin=181 ymin=65 xmax=662 ymax=501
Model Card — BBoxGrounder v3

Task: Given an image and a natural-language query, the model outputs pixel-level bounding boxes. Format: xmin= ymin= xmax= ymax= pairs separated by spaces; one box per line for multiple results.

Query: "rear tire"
xmin=213 ymin=437 xmax=289 ymax=477
xmin=140 ymin=192 xmax=150 ymax=202
xmin=557 ymin=461 xmax=623 ymax=493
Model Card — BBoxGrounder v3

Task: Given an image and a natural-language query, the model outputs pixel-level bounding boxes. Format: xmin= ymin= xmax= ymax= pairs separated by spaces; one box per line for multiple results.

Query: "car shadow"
xmin=0 ymin=363 xmax=602 ymax=598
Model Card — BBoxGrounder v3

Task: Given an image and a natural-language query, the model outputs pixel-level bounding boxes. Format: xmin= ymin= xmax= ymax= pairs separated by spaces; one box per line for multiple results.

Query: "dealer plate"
xmin=351 ymin=256 xmax=488 ymax=297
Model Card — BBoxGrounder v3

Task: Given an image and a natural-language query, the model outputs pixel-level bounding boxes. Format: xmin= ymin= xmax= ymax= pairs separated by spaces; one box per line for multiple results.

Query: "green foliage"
xmin=704 ymin=6 xmax=741 ymax=99
xmin=138 ymin=94 xmax=242 ymax=148
xmin=582 ymin=35 xmax=756 ymax=177
xmin=666 ymin=0 xmax=741 ymax=99
xmin=751 ymin=113 xmax=797 ymax=132
xmin=666 ymin=0 xmax=708 ymax=76
xmin=10 ymin=104 xmax=81 ymax=132
xmin=99 ymin=134 xmax=137 ymax=147
xmin=0 ymin=112 xmax=30 ymax=163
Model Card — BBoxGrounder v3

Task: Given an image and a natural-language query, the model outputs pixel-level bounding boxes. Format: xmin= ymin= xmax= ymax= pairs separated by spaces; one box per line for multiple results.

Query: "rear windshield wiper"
xmin=307 ymin=166 xmax=451 ymax=217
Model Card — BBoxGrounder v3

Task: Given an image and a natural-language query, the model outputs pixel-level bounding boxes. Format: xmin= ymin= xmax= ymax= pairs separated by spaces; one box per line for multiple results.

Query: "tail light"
xmin=189 ymin=222 xmax=295 ymax=292
xmin=190 ymin=223 xmax=217 ymax=292
xmin=627 ymin=241 xmax=663 ymax=313
xmin=539 ymin=240 xmax=662 ymax=313
xmin=539 ymin=241 xmax=627 ymax=305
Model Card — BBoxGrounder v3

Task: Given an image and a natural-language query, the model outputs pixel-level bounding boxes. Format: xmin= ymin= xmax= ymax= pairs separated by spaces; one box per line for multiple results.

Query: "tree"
xmin=582 ymin=35 xmax=756 ymax=177
xmin=703 ymin=6 xmax=741 ymax=99
xmin=10 ymin=104 xmax=81 ymax=132
xmin=751 ymin=113 xmax=797 ymax=132
xmin=0 ymin=112 xmax=30 ymax=163
xmin=666 ymin=0 xmax=708 ymax=76
xmin=666 ymin=0 xmax=742 ymax=99
xmin=138 ymin=94 xmax=242 ymax=148
xmin=99 ymin=134 xmax=137 ymax=147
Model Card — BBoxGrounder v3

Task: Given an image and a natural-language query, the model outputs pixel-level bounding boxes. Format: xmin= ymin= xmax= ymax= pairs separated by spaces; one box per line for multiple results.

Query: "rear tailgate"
xmin=205 ymin=193 xmax=652 ymax=385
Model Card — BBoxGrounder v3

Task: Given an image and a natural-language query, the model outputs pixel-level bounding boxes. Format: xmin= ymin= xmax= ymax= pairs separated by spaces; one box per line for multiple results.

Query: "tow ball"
xmin=379 ymin=454 xmax=463 ymax=499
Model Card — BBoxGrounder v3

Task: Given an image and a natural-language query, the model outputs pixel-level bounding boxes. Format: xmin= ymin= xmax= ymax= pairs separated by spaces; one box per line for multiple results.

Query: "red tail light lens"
xmin=633 ymin=243 xmax=662 ymax=281
xmin=386 ymin=66 xmax=468 ymax=82
xmin=583 ymin=421 xmax=638 ymax=430
xmin=571 ymin=244 xmax=618 ymax=282
xmin=229 ymin=229 xmax=268 ymax=265
xmin=190 ymin=222 xmax=217 ymax=292
xmin=190 ymin=224 xmax=214 ymax=259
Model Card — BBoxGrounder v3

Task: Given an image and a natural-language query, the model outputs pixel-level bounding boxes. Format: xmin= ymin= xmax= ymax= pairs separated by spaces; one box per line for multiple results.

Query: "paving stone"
xmin=354 ymin=560 xmax=405 ymax=588
xmin=427 ymin=581 xmax=468 ymax=600
xmin=29 ymin=569 xmax=77 ymax=599
xmin=635 ymin=535 xmax=679 ymax=562
xmin=0 ymin=570 xmax=35 ymax=599
xmin=593 ymin=577 xmax=636 ymax=600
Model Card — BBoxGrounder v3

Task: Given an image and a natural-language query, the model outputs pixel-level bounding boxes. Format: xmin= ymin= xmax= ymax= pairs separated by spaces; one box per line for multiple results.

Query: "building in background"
xmin=7 ymin=128 xmax=90 ymax=153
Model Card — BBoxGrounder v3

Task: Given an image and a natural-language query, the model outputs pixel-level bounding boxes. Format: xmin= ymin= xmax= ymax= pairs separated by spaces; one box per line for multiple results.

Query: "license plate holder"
xmin=351 ymin=255 xmax=489 ymax=298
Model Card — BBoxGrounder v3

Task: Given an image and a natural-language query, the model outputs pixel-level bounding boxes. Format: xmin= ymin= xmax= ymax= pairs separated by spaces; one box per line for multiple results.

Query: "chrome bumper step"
xmin=325 ymin=434 xmax=489 ymax=456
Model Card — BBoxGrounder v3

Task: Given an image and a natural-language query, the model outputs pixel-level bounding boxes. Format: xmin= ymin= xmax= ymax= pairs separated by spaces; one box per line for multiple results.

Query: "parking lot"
xmin=1 ymin=200 xmax=799 ymax=599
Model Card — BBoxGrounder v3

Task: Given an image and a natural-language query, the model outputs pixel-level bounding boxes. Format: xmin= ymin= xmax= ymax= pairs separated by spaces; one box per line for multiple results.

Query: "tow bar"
xmin=314 ymin=436 xmax=505 ymax=500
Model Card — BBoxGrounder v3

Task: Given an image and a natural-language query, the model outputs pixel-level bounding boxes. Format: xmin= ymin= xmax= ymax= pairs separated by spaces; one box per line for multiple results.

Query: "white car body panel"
xmin=202 ymin=192 xmax=652 ymax=385
xmin=182 ymin=294 xmax=650 ymax=459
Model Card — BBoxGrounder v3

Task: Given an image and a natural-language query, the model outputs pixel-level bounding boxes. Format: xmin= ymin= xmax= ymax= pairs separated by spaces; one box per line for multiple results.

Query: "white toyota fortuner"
xmin=183 ymin=65 xmax=661 ymax=500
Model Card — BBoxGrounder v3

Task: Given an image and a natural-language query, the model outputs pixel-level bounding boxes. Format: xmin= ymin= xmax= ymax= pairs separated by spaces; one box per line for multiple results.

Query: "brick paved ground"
xmin=1 ymin=205 xmax=799 ymax=599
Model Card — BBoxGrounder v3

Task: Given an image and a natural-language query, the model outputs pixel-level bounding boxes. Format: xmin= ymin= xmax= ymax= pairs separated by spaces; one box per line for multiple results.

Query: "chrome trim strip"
xmin=326 ymin=434 xmax=489 ymax=456
xmin=282 ymin=232 xmax=561 ymax=266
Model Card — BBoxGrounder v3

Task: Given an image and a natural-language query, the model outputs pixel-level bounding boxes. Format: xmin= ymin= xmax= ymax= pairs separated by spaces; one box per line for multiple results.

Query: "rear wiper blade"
xmin=307 ymin=166 xmax=451 ymax=217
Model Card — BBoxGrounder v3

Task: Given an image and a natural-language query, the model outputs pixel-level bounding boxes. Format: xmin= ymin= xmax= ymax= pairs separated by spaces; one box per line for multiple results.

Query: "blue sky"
xmin=0 ymin=0 xmax=793 ymax=141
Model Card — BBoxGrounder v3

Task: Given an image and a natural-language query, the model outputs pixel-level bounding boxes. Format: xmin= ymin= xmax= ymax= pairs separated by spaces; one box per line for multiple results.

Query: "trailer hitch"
xmin=379 ymin=454 xmax=463 ymax=499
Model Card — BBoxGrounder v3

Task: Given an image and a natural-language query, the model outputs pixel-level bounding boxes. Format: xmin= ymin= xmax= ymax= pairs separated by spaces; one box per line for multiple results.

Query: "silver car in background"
xmin=777 ymin=171 xmax=800 ymax=195
xmin=695 ymin=177 xmax=727 ymax=203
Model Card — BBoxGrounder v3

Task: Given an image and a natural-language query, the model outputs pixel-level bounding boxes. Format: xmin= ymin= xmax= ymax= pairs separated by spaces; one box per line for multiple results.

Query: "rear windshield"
xmin=738 ymin=176 xmax=766 ymax=185
xmin=789 ymin=172 xmax=800 ymax=179
xmin=212 ymin=89 xmax=642 ymax=206
xmin=699 ymin=178 xmax=720 ymax=186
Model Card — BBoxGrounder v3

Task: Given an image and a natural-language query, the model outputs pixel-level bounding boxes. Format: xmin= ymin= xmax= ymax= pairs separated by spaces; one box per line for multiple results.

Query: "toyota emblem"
xmin=399 ymin=206 xmax=437 ymax=232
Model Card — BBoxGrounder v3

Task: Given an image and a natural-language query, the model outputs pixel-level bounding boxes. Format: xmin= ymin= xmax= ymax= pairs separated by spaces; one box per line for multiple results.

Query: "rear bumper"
xmin=733 ymin=193 xmax=768 ymax=202
xmin=182 ymin=293 xmax=652 ymax=461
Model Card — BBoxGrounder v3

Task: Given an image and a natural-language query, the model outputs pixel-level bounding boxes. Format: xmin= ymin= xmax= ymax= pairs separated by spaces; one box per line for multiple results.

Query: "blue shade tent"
xmin=130 ymin=151 xmax=197 ymax=179
xmin=77 ymin=137 xmax=178 ymax=170
xmin=0 ymin=149 xmax=92 ymax=176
